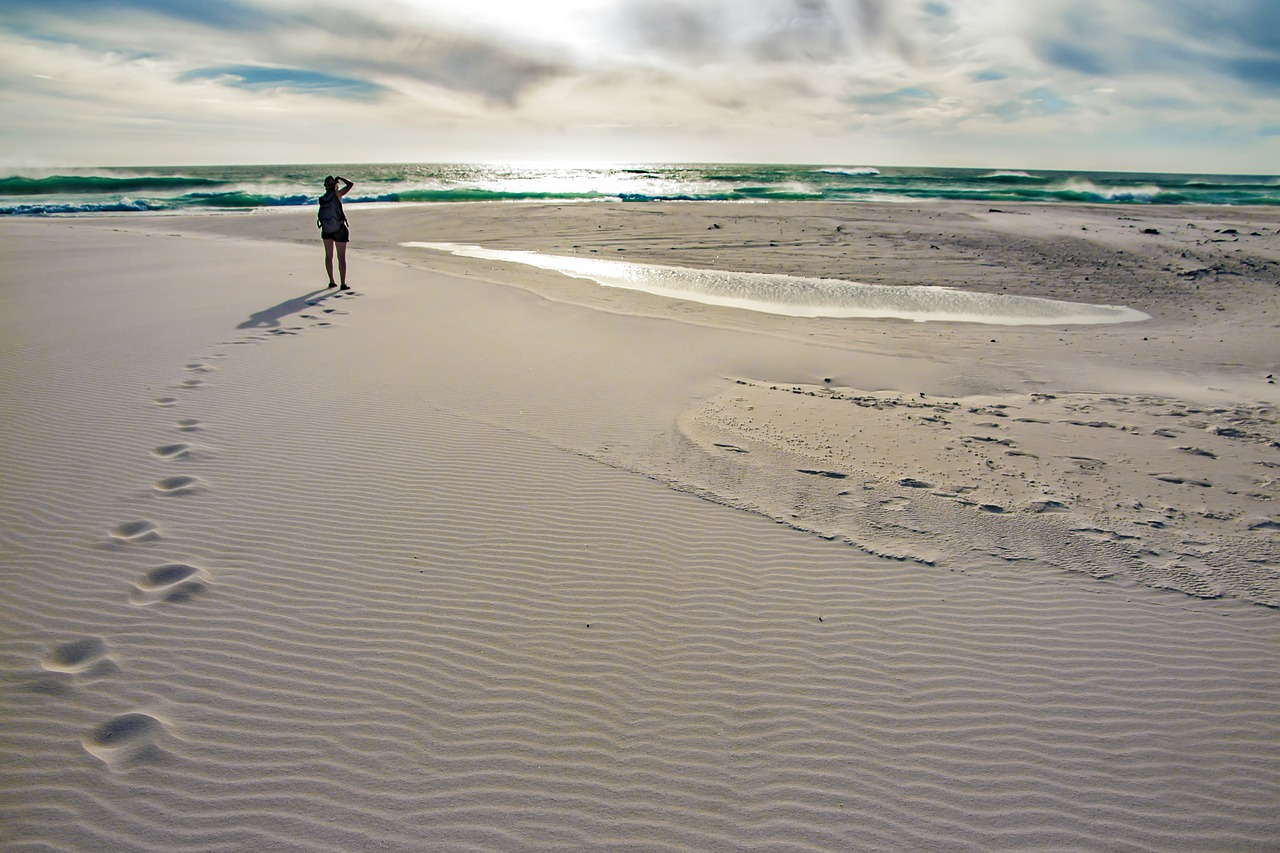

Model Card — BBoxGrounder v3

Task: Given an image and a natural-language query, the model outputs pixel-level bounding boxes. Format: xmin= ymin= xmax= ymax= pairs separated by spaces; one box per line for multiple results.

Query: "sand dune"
xmin=2 ymin=209 xmax=1278 ymax=851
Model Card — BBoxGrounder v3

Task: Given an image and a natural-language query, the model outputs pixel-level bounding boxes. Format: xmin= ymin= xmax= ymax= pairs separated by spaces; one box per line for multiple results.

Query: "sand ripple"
xmin=1 ymin=221 xmax=1277 ymax=852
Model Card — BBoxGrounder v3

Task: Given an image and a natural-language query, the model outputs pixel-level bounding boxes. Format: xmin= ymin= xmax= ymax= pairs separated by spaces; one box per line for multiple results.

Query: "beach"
xmin=2 ymin=200 xmax=1278 ymax=850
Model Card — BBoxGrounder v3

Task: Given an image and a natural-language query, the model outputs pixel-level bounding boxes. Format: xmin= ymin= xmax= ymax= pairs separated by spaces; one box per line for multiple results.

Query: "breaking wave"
xmin=0 ymin=174 xmax=227 ymax=195
xmin=818 ymin=167 xmax=882 ymax=176
xmin=4 ymin=163 xmax=1276 ymax=215
xmin=981 ymin=171 xmax=1045 ymax=182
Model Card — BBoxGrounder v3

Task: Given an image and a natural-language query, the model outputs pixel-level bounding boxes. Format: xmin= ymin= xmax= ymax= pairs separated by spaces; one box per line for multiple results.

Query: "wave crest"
xmin=1057 ymin=178 xmax=1167 ymax=202
xmin=0 ymin=174 xmax=226 ymax=196
xmin=818 ymin=167 xmax=881 ymax=176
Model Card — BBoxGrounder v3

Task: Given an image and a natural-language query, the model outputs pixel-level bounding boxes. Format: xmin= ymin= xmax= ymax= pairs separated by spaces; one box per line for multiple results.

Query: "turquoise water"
xmin=2 ymin=163 xmax=1277 ymax=215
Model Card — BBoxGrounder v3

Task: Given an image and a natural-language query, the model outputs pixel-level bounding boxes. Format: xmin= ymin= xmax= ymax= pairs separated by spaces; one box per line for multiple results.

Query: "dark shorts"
xmin=322 ymin=224 xmax=350 ymax=243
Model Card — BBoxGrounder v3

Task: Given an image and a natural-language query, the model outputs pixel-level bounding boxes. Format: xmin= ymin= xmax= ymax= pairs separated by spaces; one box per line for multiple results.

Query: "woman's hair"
xmin=324 ymin=175 xmax=336 ymax=188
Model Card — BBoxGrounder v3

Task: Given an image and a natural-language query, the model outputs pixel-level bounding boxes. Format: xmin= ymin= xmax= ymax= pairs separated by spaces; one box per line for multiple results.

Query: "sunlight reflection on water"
xmin=404 ymin=242 xmax=1150 ymax=326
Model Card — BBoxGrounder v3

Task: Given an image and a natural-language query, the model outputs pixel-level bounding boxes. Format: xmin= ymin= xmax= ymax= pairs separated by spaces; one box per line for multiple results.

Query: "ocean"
xmin=2 ymin=163 xmax=1277 ymax=216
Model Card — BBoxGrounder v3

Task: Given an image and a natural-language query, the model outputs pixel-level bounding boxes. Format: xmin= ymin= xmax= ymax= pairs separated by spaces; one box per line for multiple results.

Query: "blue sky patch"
xmin=846 ymin=87 xmax=936 ymax=114
xmin=7 ymin=0 xmax=268 ymax=31
xmin=180 ymin=66 xmax=385 ymax=101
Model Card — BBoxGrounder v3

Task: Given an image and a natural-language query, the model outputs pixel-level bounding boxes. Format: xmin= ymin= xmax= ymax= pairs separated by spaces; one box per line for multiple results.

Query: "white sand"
xmin=2 ymin=205 xmax=1278 ymax=851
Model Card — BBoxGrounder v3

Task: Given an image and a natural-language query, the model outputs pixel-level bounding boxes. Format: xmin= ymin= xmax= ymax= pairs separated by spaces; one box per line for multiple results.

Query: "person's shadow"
xmin=238 ymin=288 xmax=334 ymax=329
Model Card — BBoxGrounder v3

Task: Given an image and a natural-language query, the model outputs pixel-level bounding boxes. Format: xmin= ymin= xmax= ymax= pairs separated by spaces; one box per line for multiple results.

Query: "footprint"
xmin=153 ymin=475 xmax=202 ymax=496
xmin=82 ymin=712 xmax=166 ymax=765
xmin=898 ymin=477 xmax=934 ymax=489
xmin=184 ymin=363 xmax=217 ymax=373
xmin=1027 ymin=499 xmax=1070 ymax=513
xmin=153 ymin=396 xmax=178 ymax=407
xmin=42 ymin=637 xmax=111 ymax=674
xmin=978 ymin=504 xmax=1005 ymax=513
xmin=966 ymin=435 xmax=1015 ymax=447
xmin=130 ymin=563 xmax=209 ymax=605
xmin=879 ymin=496 xmax=910 ymax=511
xmin=798 ymin=469 xmax=847 ymax=479
xmin=714 ymin=443 xmax=749 ymax=454
xmin=1072 ymin=527 xmax=1141 ymax=543
xmin=152 ymin=443 xmax=191 ymax=460
xmin=179 ymin=378 xmax=205 ymax=388
xmin=176 ymin=418 xmax=202 ymax=432
xmin=1153 ymin=474 xmax=1212 ymax=488
xmin=110 ymin=520 xmax=160 ymax=543
xmin=1066 ymin=456 xmax=1105 ymax=473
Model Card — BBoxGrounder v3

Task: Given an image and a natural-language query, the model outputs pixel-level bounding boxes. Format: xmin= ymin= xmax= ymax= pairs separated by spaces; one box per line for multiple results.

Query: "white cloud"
xmin=0 ymin=0 xmax=1275 ymax=169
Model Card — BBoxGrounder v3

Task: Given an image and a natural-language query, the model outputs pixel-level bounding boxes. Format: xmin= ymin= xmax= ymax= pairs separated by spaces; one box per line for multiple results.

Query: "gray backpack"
xmin=317 ymin=193 xmax=345 ymax=232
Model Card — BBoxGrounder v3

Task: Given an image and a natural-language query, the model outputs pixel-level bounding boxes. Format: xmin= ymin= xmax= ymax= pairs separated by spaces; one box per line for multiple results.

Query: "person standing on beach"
xmin=318 ymin=175 xmax=354 ymax=289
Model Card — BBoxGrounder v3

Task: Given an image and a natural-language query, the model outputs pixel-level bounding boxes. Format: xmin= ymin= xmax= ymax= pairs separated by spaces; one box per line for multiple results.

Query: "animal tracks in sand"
xmin=681 ymin=379 xmax=1280 ymax=604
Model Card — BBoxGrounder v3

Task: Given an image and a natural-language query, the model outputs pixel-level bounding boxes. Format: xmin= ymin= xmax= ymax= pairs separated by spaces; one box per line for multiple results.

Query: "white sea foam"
xmin=818 ymin=166 xmax=881 ymax=176
xmin=1061 ymin=177 xmax=1164 ymax=201
xmin=404 ymin=242 xmax=1150 ymax=326
xmin=983 ymin=170 xmax=1042 ymax=180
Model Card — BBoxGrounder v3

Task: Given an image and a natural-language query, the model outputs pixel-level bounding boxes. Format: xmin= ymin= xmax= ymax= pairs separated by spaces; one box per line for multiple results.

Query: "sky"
xmin=1 ymin=0 xmax=1277 ymax=172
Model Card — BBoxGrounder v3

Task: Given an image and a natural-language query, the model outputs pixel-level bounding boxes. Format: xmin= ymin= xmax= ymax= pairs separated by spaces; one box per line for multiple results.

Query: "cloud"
xmin=2 ymin=0 xmax=569 ymax=106
xmin=0 ymin=0 xmax=1275 ymax=169
xmin=4 ymin=0 xmax=273 ymax=32
xmin=609 ymin=0 xmax=917 ymax=65
xmin=1029 ymin=0 xmax=1280 ymax=94
xmin=848 ymin=86 xmax=935 ymax=113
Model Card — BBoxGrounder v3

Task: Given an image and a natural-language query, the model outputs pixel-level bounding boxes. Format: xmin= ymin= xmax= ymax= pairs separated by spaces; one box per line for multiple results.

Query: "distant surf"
xmin=404 ymin=242 xmax=1151 ymax=326
xmin=3 ymin=163 xmax=1276 ymax=216
xmin=817 ymin=166 xmax=882 ymax=176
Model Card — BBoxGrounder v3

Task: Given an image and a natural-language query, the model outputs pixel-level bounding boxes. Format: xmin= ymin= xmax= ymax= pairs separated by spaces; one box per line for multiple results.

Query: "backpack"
xmin=317 ymin=193 xmax=345 ymax=232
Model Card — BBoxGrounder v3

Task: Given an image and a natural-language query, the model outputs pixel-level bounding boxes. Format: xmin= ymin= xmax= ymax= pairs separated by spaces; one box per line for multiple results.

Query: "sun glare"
xmin=399 ymin=0 xmax=611 ymax=50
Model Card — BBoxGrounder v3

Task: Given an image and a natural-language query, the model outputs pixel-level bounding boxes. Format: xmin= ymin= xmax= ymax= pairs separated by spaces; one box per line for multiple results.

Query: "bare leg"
xmin=323 ymin=239 xmax=336 ymax=286
xmin=337 ymin=241 xmax=348 ymax=287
